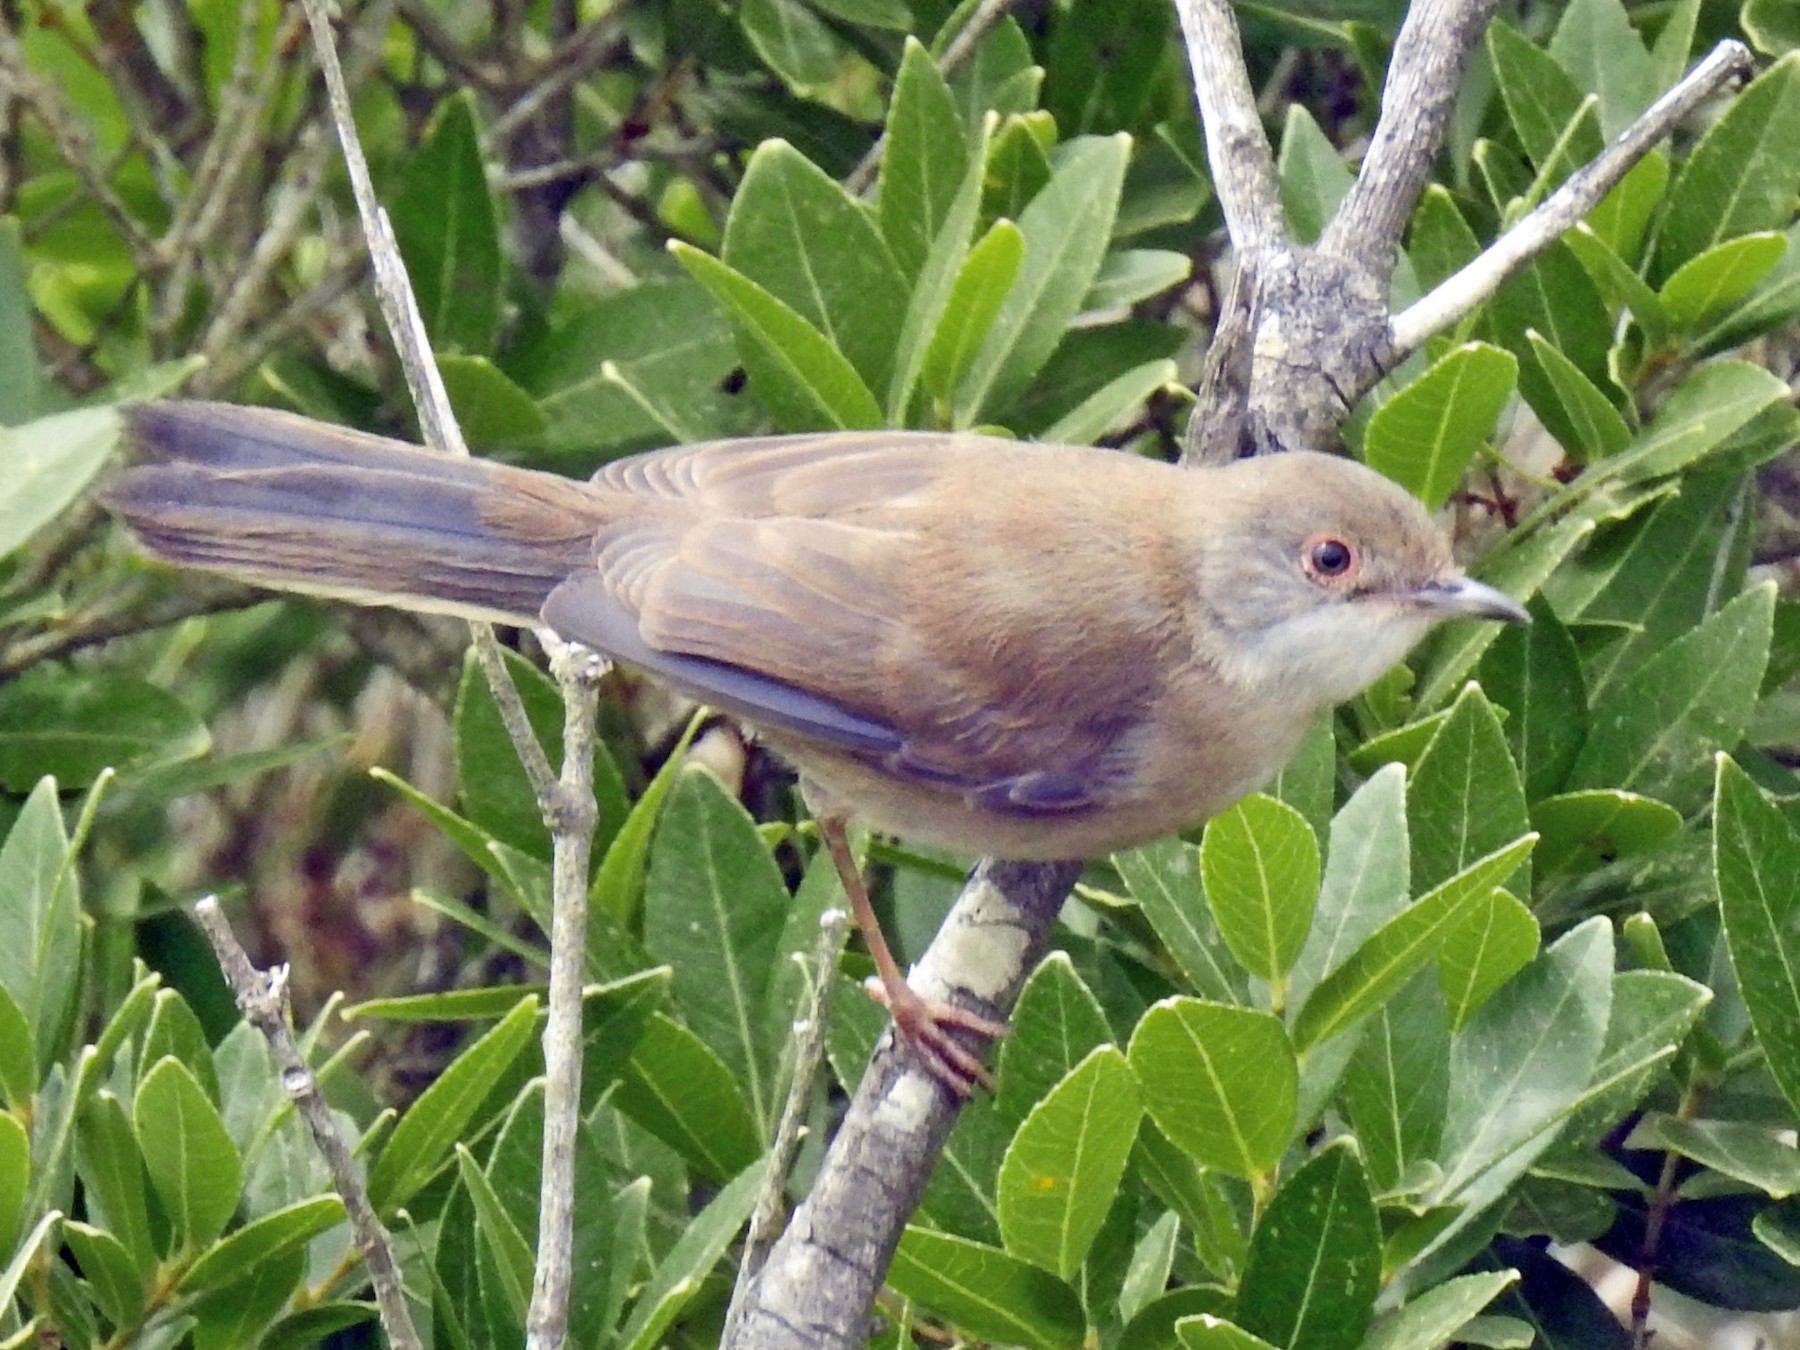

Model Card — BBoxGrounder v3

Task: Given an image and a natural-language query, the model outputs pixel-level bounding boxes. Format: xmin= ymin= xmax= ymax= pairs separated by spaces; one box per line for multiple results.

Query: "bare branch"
xmin=192 ymin=897 xmax=424 ymax=1350
xmin=1324 ymin=0 xmax=1506 ymax=273
xmin=526 ymin=639 xmax=606 ymax=1350
xmin=1390 ymin=40 xmax=1755 ymax=357
xmin=724 ymin=860 xmax=1081 ymax=1349
xmin=1172 ymin=0 xmax=1285 ymax=254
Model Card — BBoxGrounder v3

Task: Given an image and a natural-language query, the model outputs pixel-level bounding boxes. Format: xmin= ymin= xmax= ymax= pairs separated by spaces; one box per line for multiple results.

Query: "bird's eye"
xmin=1302 ymin=535 xmax=1358 ymax=582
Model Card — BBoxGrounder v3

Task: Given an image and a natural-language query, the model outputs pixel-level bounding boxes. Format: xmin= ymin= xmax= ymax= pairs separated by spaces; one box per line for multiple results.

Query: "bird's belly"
xmin=771 ymin=699 xmax=1314 ymax=862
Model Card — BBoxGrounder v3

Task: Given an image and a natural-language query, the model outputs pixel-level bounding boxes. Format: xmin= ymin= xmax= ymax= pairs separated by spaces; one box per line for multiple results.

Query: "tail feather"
xmin=105 ymin=402 xmax=598 ymax=625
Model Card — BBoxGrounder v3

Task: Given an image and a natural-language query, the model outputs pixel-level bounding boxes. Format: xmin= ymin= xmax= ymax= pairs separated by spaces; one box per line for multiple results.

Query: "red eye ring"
xmin=1302 ymin=534 xmax=1358 ymax=583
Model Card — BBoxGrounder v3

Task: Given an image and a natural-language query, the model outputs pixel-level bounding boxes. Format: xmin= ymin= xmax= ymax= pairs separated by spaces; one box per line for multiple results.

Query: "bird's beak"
xmin=1411 ymin=575 xmax=1531 ymax=624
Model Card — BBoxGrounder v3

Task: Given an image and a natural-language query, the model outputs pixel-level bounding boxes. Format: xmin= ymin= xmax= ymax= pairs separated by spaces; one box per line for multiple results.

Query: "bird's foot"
xmin=865 ymin=975 xmax=1008 ymax=1097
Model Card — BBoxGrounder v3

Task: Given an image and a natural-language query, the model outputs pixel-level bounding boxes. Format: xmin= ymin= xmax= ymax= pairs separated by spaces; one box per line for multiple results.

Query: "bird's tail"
xmin=104 ymin=401 xmax=604 ymax=626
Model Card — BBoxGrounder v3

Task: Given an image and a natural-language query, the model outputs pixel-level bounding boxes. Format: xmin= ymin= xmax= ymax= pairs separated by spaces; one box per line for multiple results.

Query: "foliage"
xmin=1 ymin=0 xmax=1799 ymax=1347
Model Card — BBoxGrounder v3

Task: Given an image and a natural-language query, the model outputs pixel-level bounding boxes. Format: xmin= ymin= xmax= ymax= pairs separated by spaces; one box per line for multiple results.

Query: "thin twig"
xmin=526 ymin=639 xmax=605 ymax=1350
xmin=1389 ymin=40 xmax=1755 ymax=357
xmin=192 ymin=897 xmax=424 ymax=1350
xmin=297 ymin=10 xmax=602 ymax=1349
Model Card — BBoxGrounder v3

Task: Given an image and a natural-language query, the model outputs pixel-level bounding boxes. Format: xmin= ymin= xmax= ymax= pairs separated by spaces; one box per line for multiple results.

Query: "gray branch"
xmin=1324 ymin=0 xmax=1506 ymax=274
xmin=1390 ymin=40 xmax=1755 ymax=357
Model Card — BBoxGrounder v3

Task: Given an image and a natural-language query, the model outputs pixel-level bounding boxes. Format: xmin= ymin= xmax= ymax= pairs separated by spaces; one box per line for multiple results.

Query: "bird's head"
xmin=1186 ymin=451 xmax=1527 ymax=707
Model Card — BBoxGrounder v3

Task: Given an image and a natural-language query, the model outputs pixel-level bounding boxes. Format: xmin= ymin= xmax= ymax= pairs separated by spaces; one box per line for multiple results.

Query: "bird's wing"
xmin=545 ymin=434 xmax=1166 ymax=816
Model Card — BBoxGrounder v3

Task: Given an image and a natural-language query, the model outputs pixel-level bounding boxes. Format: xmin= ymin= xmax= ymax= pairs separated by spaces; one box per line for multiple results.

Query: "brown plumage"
xmin=105 ymin=400 xmax=1526 ymax=1091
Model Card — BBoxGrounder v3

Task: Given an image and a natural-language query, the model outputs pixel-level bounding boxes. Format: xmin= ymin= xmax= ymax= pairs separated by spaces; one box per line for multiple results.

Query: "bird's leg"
xmin=815 ymin=812 xmax=1006 ymax=1096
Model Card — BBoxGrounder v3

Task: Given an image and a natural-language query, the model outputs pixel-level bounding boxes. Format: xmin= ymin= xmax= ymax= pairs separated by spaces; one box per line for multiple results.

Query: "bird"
xmin=104 ymin=400 xmax=1528 ymax=1093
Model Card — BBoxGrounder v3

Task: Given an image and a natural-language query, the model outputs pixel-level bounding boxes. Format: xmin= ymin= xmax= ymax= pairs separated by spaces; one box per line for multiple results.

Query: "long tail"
xmin=105 ymin=402 xmax=603 ymax=626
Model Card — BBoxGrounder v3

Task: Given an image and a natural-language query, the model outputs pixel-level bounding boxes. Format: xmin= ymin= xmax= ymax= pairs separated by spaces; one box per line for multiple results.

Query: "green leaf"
xmin=724 ymin=140 xmax=908 ymax=395
xmin=1340 ymin=970 xmax=1450 ymax=1194
xmin=921 ymin=218 xmax=1024 ymax=403
xmin=0 ymin=406 xmax=116 ymax=558
xmin=615 ymin=1159 xmax=765 ymax=1350
xmin=1523 ymin=331 xmax=1630 ymax=463
xmin=1478 ymin=601 xmax=1587 ymax=800
xmin=1176 ymin=1315 xmax=1282 ymax=1349
xmin=1407 ymin=684 xmax=1531 ymax=896
xmin=1659 ymin=232 xmax=1789 ymax=332
xmin=643 ymin=767 xmax=788 ymax=1127
xmin=1584 ymin=151 xmax=1668 ymax=264
xmin=1558 ymin=470 xmax=1751 ymax=696
xmin=0 ymin=1112 xmax=24 ymax=1254
xmin=0 ymin=671 xmax=208 ymax=792
xmin=1112 ymin=838 xmax=1246 ymax=1005
xmin=1745 ymin=0 xmax=1800 ymax=55
xmin=739 ymin=0 xmax=844 ymax=88
xmin=178 ymin=1196 xmax=346 ymax=1293
xmin=1083 ymin=250 xmax=1191 ymax=311
xmin=887 ymin=1227 xmax=1084 ymax=1350
xmin=0 ymin=779 xmax=80 ymax=1073
xmin=591 ymin=711 xmax=702 ymax=931
xmin=881 ymin=38 xmax=971 ymax=284
xmin=0 ymin=961 xmax=35 ymax=1107
xmin=611 ymin=1012 xmax=762 ymax=1181
xmin=520 ymin=279 xmax=745 ymax=456
xmin=1630 ymin=1115 xmax=1800 ymax=1198
xmin=0 ymin=220 xmax=45 ymax=422
xmin=1530 ymin=790 xmax=1682 ymax=877
xmin=1436 ymin=918 xmax=1613 ymax=1205
xmin=1365 ymin=342 xmax=1518 ymax=509
xmin=671 ymin=241 xmax=883 ymax=431
xmin=391 ymin=93 xmax=501 ymax=353
xmin=134 ymin=1057 xmax=243 ymax=1250
xmin=140 ymin=988 xmax=220 ymax=1105
xmin=1361 ymin=1270 xmax=1521 ymax=1350
xmin=887 ymin=110 xmax=990 ymax=421
xmin=1549 ymin=0 xmax=1654 ymax=138
xmin=366 ymin=994 xmax=538 ymax=1211
xmin=997 ymin=1046 xmax=1141 ymax=1279
xmin=435 ymin=355 xmax=548 ymax=448
xmin=1568 ymin=582 xmax=1774 ymax=808
xmin=1715 ymin=756 xmax=1800 ymax=1121
xmin=1488 ymin=21 xmax=1604 ymax=187
xmin=191 ymin=1248 xmax=306 ymax=1350
xmin=1291 ymin=834 xmax=1537 ymax=1053
xmin=1563 ymin=969 xmax=1711 ymax=1147
xmin=1654 ymin=53 xmax=1800 ymax=282
xmin=1409 ymin=187 xmax=1482 ymax=293
xmin=1235 ymin=1141 xmax=1380 ymax=1350
xmin=1277 ymin=104 xmax=1354 ymax=244
xmin=1695 ymin=221 xmax=1800 ymax=355
xmin=955 ymin=134 xmax=1130 ymax=425
xmin=1290 ymin=766 xmax=1410 ymax=1013
xmin=996 ymin=952 xmax=1113 ymax=1128
xmin=1133 ymin=1123 xmax=1247 ymax=1280
xmin=1128 ymin=999 xmax=1296 ymax=1180
xmin=1200 ymin=794 xmax=1320 ymax=986
xmin=1040 ymin=358 xmax=1178 ymax=446
xmin=454 ymin=1147 xmax=533 ymax=1323
xmin=1438 ymin=890 xmax=1538 ymax=1028
xmin=1486 ymin=243 xmax=1613 ymax=439
xmin=1604 ymin=360 xmax=1788 ymax=486
xmin=77 ymin=1092 xmax=157 ymax=1272
xmin=62 ymin=1220 xmax=148 ymax=1328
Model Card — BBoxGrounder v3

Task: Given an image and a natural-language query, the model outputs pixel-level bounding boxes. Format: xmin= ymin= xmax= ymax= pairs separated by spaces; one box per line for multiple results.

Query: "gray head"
xmin=1186 ymin=451 xmax=1526 ymax=706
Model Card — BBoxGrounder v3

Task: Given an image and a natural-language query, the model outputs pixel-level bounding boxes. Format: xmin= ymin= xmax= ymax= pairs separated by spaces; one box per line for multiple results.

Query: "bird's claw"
xmin=865 ymin=975 xmax=1008 ymax=1097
